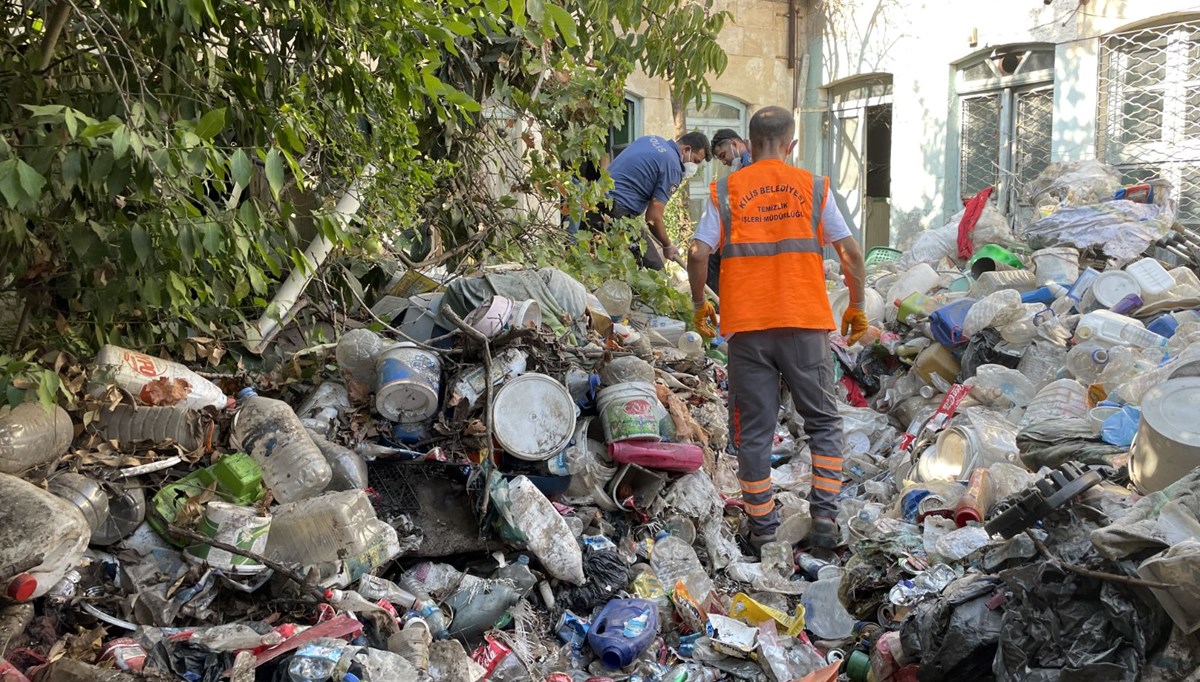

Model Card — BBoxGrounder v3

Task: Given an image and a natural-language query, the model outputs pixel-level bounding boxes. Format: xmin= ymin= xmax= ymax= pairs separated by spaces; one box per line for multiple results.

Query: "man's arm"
xmin=645 ymin=198 xmax=677 ymax=261
xmin=688 ymin=240 xmax=713 ymax=306
xmin=832 ymin=236 xmax=866 ymax=309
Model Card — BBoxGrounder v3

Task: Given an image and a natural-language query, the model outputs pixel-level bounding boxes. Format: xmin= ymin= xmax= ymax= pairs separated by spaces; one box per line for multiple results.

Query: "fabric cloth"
xmin=436 ymin=270 xmax=571 ymax=335
xmin=692 ymin=181 xmax=853 ymax=250
xmin=707 ymin=159 xmax=836 ymax=334
xmin=956 ymin=186 xmax=995 ymax=259
xmin=729 ymin=328 xmax=844 ymax=533
xmin=605 ymin=135 xmax=684 ymax=215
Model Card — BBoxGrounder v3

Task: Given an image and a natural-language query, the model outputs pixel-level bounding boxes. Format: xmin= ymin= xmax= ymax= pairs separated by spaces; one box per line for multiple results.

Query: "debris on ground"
xmin=2 ymin=162 xmax=1200 ymax=681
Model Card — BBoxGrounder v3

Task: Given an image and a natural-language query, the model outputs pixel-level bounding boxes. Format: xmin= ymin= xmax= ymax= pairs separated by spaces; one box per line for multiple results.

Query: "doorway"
xmin=827 ymin=77 xmax=893 ymax=249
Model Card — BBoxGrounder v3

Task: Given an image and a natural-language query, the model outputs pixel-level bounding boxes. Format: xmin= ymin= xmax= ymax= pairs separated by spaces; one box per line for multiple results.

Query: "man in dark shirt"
xmin=585 ymin=132 xmax=710 ymax=270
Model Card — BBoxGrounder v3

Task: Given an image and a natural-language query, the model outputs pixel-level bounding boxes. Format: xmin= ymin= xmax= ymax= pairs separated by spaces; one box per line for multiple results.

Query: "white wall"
xmin=804 ymin=0 xmax=1200 ymax=246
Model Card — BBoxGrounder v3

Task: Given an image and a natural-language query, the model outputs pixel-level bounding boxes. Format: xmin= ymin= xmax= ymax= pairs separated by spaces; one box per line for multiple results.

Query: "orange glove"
xmin=841 ymin=307 xmax=869 ymax=346
xmin=693 ymin=301 xmax=719 ymax=339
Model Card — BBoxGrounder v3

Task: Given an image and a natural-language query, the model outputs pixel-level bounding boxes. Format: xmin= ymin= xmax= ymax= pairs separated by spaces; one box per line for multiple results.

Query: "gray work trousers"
xmin=728 ymin=328 xmax=844 ymax=534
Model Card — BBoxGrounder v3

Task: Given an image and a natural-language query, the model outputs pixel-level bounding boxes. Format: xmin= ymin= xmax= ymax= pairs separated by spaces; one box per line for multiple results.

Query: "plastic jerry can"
xmin=607 ymin=441 xmax=703 ymax=473
xmin=0 ymin=473 xmax=89 ymax=601
xmin=587 ymin=598 xmax=659 ymax=669
xmin=913 ymin=343 xmax=961 ymax=386
xmin=928 ymin=298 xmax=977 ymax=350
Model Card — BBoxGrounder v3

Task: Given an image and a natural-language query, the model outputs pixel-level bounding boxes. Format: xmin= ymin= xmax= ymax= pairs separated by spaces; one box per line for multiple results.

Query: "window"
xmin=610 ymin=95 xmax=643 ymax=158
xmin=686 ymin=95 xmax=748 ymax=220
xmin=956 ymin=46 xmax=1055 ymax=220
xmin=1099 ymin=17 xmax=1200 ymax=230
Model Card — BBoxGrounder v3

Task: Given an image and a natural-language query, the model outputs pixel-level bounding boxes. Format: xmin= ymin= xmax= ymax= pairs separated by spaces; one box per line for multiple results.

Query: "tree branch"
xmin=1024 ymin=529 xmax=1174 ymax=590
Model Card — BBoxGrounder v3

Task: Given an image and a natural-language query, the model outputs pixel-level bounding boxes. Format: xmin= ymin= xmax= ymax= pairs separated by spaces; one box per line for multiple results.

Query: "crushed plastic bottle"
xmin=800 ymin=569 xmax=855 ymax=640
xmin=95 ymin=404 xmax=205 ymax=451
xmin=0 ymin=403 xmax=74 ymax=475
xmin=231 ymin=387 xmax=332 ymax=504
xmin=650 ymin=533 xmax=713 ymax=602
xmin=287 ymin=641 xmax=352 ymax=682
xmin=493 ymin=554 xmax=537 ymax=597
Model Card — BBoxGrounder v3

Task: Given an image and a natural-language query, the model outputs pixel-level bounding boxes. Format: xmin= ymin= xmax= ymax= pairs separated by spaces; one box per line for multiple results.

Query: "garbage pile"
xmin=2 ymin=159 xmax=1200 ymax=682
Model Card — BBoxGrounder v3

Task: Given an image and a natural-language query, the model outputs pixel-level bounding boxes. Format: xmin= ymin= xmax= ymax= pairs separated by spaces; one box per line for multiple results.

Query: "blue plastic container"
xmin=588 ymin=598 xmax=659 ymax=670
xmin=929 ymin=298 xmax=976 ymax=350
xmin=1148 ymin=314 xmax=1180 ymax=339
xmin=1021 ymin=286 xmax=1057 ymax=305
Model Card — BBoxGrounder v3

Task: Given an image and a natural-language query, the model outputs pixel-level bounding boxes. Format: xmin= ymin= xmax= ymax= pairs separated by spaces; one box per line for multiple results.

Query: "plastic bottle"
xmin=800 ymin=570 xmax=855 ymax=640
xmin=649 ymin=533 xmax=713 ymax=601
xmin=287 ymin=641 xmax=351 ymax=682
xmin=324 ymin=588 xmax=386 ymax=613
xmin=90 ymin=345 xmax=229 ymax=410
xmin=596 ymin=280 xmax=633 ymax=320
xmin=307 ymin=431 xmax=368 ymax=491
xmin=45 ymin=569 xmax=82 ymax=607
xmin=231 ymin=387 xmax=332 ymax=504
xmin=444 ymin=580 xmax=519 ymax=640
xmin=0 ymin=403 xmax=74 ymax=475
xmin=963 ymin=289 xmax=1024 ymax=337
xmin=677 ymin=332 xmax=705 ymax=359
xmin=95 ymin=404 xmax=205 ymax=452
xmin=607 ymin=441 xmax=704 ymax=473
xmin=588 ymin=598 xmax=659 ymax=669
xmin=1066 ymin=342 xmax=1115 ymax=385
xmin=953 ymin=468 xmax=993 ymax=527
xmin=335 ymin=328 xmax=392 ymax=386
xmin=0 ymin=472 xmax=90 ymax=601
xmin=493 ymin=555 xmax=537 ymax=597
xmin=296 ymin=381 xmax=351 ymax=438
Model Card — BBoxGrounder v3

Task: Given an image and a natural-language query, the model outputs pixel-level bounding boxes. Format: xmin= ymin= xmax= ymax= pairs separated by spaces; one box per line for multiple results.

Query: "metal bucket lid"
xmin=1141 ymin=377 xmax=1200 ymax=448
xmin=491 ymin=373 xmax=576 ymax=461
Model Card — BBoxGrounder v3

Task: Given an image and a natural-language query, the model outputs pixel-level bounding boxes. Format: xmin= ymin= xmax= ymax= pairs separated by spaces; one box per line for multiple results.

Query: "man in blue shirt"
xmin=584 ymin=132 xmax=710 ymax=270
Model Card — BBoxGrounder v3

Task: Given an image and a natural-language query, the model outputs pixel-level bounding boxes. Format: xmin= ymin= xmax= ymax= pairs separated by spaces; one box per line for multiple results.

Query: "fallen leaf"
xmin=140 ymin=377 xmax=192 ymax=406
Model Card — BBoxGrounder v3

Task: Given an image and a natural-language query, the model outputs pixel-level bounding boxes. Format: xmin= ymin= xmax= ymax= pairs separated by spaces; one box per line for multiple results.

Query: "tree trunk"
xmin=671 ymin=88 xmax=688 ymax=138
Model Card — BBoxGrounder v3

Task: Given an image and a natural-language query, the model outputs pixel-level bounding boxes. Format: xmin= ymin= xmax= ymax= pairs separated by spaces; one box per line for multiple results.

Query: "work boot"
xmin=809 ymin=516 xmax=840 ymax=551
xmin=747 ymin=529 xmax=777 ymax=556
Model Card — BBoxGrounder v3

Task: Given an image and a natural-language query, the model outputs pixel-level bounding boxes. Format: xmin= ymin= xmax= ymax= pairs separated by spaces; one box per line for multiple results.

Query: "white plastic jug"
xmin=1074 ymin=310 xmax=1168 ymax=350
xmin=266 ymin=489 xmax=401 ymax=588
xmin=0 ymin=472 xmax=89 ymax=601
xmin=1124 ymin=258 xmax=1174 ymax=297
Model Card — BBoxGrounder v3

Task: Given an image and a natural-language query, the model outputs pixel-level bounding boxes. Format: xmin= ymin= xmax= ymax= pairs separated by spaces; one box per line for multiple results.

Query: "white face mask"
xmin=730 ymin=156 xmax=745 ymax=172
xmin=682 ymin=161 xmax=700 ymax=179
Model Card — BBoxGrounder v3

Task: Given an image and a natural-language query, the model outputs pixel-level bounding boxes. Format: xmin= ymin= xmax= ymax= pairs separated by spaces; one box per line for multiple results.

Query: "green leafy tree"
xmin=0 ymin=0 xmax=727 ymax=400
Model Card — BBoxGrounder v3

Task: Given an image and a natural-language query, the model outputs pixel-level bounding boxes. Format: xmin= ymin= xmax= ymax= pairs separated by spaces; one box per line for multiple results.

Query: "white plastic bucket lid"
xmin=491 ymin=373 xmax=576 ymax=461
xmin=1089 ymin=270 xmax=1141 ymax=308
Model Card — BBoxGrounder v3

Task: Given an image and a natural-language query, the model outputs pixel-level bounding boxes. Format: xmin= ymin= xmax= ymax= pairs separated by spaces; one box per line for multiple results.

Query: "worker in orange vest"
xmin=686 ymin=105 xmax=868 ymax=554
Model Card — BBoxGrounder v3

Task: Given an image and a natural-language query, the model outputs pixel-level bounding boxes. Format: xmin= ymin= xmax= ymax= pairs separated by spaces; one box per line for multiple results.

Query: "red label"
xmin=623 ymin=399 xmax=652 ymax=416
xmin=470 ymin=636 xmax=511 ymax=675
xmin=122 ymin=351 xmax=161 ymax=378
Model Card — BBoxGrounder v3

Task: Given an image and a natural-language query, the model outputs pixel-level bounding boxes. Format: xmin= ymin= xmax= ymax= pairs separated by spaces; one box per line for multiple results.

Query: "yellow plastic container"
xmin=728 ymin=593 xmax=805 ymax=637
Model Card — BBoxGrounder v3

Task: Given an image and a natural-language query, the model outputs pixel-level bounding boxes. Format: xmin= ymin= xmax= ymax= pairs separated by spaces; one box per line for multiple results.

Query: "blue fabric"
xmin=606 ymin=135 xmax=683 ymax=215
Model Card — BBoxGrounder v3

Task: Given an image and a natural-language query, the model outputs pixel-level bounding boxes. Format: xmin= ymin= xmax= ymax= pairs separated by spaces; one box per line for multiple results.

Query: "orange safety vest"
xmin=710 ymin=159 xmax=835 ymax=334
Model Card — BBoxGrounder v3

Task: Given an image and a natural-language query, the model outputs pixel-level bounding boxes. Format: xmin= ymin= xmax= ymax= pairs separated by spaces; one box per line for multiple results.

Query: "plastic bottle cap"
xmin=7 ymin=574 xmax=37 ymax=602
xmin=236 ymin=387 xmax=258 ymax=400
xmin=517 ymin=555 xmax=530 ymax=565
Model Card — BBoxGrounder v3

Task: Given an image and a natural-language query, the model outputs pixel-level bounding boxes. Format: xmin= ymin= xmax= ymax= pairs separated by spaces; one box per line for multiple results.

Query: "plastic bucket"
xmin=1130 ymin=377 xmax=1200 ymax=494
xmin=968 ymin=244 xmax=1023 ymax=278
xmin=597 ymin=382 xmax=663 ymax=443
xmin=375 ymin=343 xmax=441 ymax=422
xmin=1031 ymin=247 xmax=1080 ymax=285
xmin=507 ymin=299 xmax=542 ymax=330
xmin=918 ymin=426 xmax=980 ymax=481
xmin=491 ymin=373 xmax=576 ymax=461
xmin=463 ymin=296 xmax=515 ymax=337
xmin=184 ymin=502 xmax=271 ymax=574
xmin=1084 ymin=270 xmax=1141 ymax=311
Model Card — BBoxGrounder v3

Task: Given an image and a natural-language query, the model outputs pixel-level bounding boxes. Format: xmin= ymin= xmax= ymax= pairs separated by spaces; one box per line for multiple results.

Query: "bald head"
xmin=747 ymin=106 xmax=796 ymax=162
xmin=749 ymin=106 xmax=795 ymax=146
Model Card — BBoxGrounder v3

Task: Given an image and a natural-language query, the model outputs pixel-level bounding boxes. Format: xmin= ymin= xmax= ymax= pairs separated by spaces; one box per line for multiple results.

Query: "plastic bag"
xmin=1020 ymin=201 xmax=1174 ymax=263
xmin=1024 ymin=159 xmax=1122 ymax=212
xmin=1100 ymin=405 xmax=1141 ymax=448
xmin=963 ymin=289 xmax=1025 ymax=337
xmin=896 ymin=205 xmax=1014 ymax=269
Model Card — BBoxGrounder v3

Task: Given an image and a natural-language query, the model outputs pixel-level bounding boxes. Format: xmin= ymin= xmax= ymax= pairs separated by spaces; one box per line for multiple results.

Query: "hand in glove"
xmin=841 ymin=306 xmax=869 ymax=346
xmin=693 ymin=301 xmax=719 ymax=339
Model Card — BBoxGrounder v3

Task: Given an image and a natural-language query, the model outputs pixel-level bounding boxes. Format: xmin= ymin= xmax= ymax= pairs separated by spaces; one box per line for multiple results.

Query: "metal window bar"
xmin=1099 ymin=17 xmax=1200 ymax=232
xmin=960 ymin=93 xmax=1001 ymax=202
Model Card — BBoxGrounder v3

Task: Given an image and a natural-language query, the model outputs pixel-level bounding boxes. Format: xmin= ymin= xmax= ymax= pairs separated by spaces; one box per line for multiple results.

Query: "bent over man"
xmin=686 ymin=106 xmax=868 ymax=553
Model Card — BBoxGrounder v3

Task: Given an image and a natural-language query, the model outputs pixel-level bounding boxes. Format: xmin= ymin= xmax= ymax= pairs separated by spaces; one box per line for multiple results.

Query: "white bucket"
xmin=918 ymin=426 xmax=981 ymax=481
xmin=491 ymin=373 xmax=577 ymax=461
xmin=463 ymin=296 xmax=515 ymax=338
xmin=507 ymin=299 xmax=542 ymax=330
xmin=1130 ymin=377 xmax=1200 ymax=494
xmin=597 ymin=382 xmax=664 ymax=444
xmin=1031 ymin=247 xmax=1080 ymax=286
xmin=375 ymin=343 xmax=442 ymax=423
xmin=184 ymin=502 xmax=271 ymax=574
xmin=1083 ymin=270 xmax=1141 ymax=311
